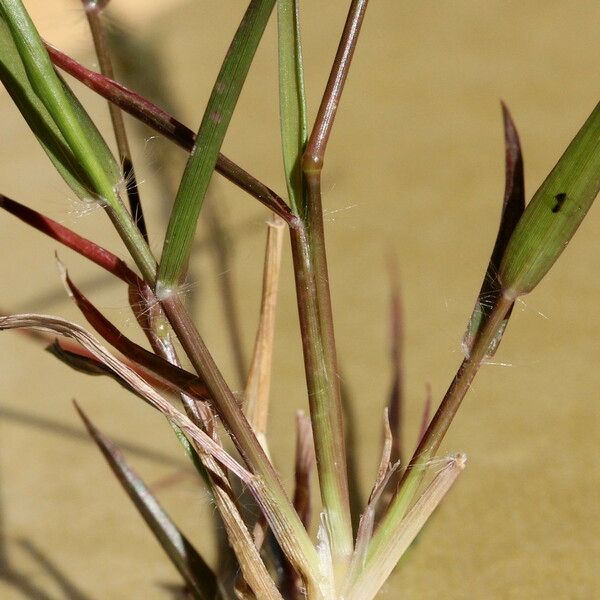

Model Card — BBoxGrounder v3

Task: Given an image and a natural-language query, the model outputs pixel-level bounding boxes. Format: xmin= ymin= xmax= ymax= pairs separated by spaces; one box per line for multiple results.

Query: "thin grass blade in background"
xmin=416 ymin=384 xmax=433 ymax=447
xmin=73 ymin=402 xmax=219 ymax=600
xmin=156 ymin=0 xmax=277 ymax=292
xmin=292 ymin=411 xmax=315 ymax=530
xmin=338 ymin=375 xmax=365 ymax=533
xmin=81 ymin=0 xmax=148 ymax=242
xmin=280 ymin=412 xmax=315 ymax=600
xmin=386 ymin=256 xmax=404 ymax=468
xmin=270 ymin=411 xmax=314 ymax=599
xmin=500 ymin=100 xmax=600 ymax=298
xmin=462 ymin=103 xmax=524 ymax=358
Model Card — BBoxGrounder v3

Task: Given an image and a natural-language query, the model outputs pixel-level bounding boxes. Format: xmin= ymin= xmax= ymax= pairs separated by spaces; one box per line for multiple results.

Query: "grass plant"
xmin=1 ymin=1 xmax=599 ymax=598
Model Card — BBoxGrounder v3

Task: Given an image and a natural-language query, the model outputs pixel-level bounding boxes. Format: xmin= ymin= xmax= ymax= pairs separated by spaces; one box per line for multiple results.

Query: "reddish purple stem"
xmin=0 ymin=194 xmax=142 ymax=287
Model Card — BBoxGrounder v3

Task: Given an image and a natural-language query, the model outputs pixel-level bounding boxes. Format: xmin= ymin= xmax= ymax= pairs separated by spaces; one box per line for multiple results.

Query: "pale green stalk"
xmin=346 ymin=455 xmax=466 ymax=600
xmin=159 ymin=294 xmax=323 ymax=592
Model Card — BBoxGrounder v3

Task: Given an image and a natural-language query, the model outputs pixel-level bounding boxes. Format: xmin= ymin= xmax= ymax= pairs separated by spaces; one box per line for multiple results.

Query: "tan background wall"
xmin=1 ymin=1 xmax=599 ymax=598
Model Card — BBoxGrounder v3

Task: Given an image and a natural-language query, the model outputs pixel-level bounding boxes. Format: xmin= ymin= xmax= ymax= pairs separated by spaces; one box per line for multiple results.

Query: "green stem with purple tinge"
xmin=291 ymin=0 xmax=371 ymax=575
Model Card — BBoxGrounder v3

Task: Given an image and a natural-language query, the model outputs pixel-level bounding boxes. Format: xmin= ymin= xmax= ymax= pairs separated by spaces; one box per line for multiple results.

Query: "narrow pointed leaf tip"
xmin=499 ymin=100 xmax=600 ymax=299
xmin=463 ymin=102 xmax=524 ymax=358
xmin=82 ymin=0 xmax=111 ymax=13
xmin=156 ymin=0 xmax=276 ymax=289
xmin=386 ymin=255 xmax=404 ymax=466
xmin=0 ymin=194 xmax=142 ymax=287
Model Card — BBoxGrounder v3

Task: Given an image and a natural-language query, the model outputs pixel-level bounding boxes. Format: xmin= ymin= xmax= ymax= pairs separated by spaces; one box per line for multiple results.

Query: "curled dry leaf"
xmin=0 ymin=313 xmax=288 ymax=600
xmin=0 ymin=313 xmax=249 ymax=483
xmin=372 ymin=408 xmax=393 ymax=504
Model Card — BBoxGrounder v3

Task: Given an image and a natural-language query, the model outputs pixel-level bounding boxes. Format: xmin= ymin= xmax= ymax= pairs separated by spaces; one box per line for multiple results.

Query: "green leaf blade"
xmin=277 ymin=0 xmax=307 ymax=216
xmin=0 ymin=0 xmax=120 ymax=202
xmin=157 ymin=0 xmax=276 ymax=290
xmin=0 ymin=18 xmax=95 ymax=198
xmin=500 ymin=100 xmax=600 ymax=298
xmin=1 ymin=3 xmax=157 ymax=282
